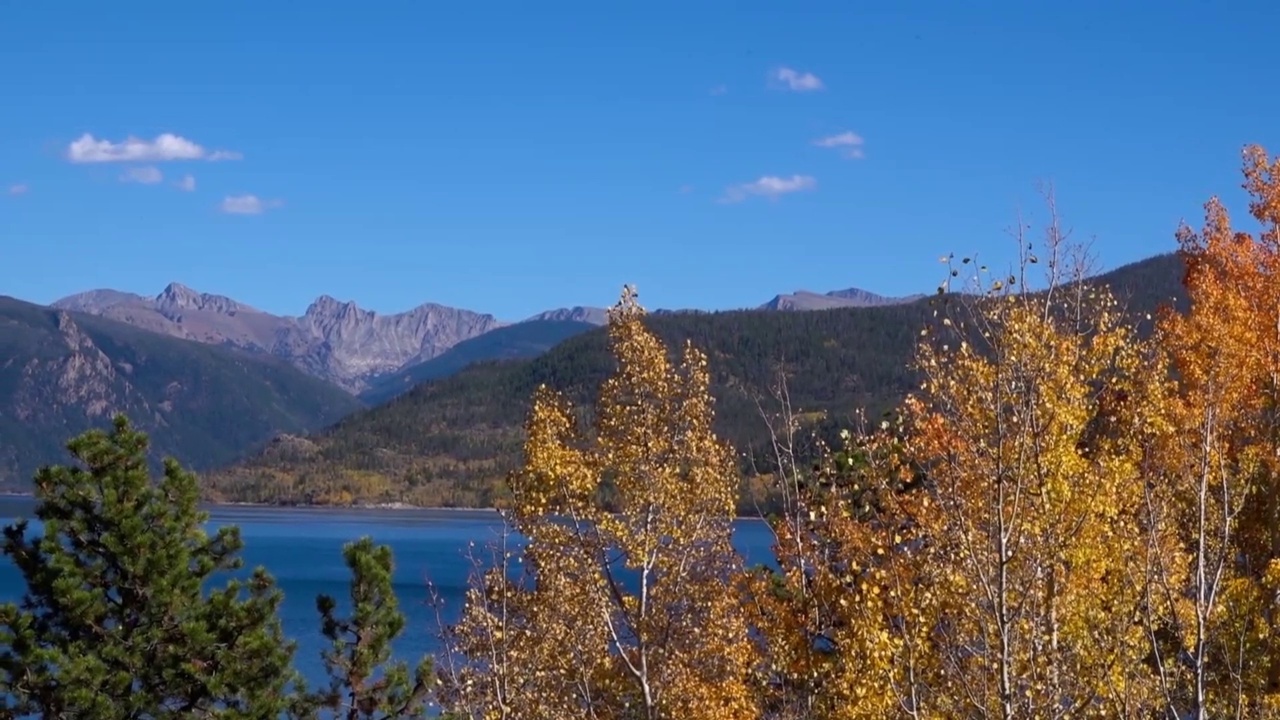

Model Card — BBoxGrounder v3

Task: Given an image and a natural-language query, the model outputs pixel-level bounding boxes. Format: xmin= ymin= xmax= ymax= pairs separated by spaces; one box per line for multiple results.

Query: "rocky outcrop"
xmin=11 ymin=312 xmax=129 ymax=423
xmin=53 ymin=285 xmax=503 ymax=393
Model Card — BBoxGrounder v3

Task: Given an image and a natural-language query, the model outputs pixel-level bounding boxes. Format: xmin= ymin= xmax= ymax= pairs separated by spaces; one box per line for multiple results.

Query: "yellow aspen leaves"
xmin=909 ymin=270 xmax=1158 ymax=718
xmin=443 ymin=286 xmax=758 ymax=720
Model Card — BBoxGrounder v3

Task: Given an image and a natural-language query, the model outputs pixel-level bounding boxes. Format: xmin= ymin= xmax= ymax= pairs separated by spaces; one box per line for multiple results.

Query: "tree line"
xmin=6 ymin=145 xmax=1280 ymax=718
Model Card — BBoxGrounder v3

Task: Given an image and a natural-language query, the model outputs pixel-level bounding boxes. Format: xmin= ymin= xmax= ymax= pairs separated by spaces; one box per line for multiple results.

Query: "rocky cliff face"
xmin=11 ymin=311 xmax=131 ymax=424
xmin=297 ymin=296 xmax=502 ymax=383
xmin=52 ymin=284 xmax=503 ymax=392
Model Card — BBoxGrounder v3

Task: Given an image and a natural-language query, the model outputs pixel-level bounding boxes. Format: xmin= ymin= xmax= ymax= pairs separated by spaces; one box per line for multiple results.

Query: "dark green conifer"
xmin=0 ymin=415 xmax=299 ymax=718
xmin=306 ymin=537 xmax=434 ymax=719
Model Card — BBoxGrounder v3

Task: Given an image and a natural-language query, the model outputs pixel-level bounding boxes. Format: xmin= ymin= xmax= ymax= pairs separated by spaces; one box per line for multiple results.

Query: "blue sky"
xmin=2 ymin=1 xmax=1277 ymax=321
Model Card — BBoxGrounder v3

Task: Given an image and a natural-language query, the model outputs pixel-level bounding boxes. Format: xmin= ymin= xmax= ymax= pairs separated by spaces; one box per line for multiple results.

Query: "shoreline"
xmin=2 ymin=492 xmax=502 ymax=514
xmin=211 ymin=499 xmax=502 ymax=513
xmin=3 ymin=494 xmax=770 ymax=521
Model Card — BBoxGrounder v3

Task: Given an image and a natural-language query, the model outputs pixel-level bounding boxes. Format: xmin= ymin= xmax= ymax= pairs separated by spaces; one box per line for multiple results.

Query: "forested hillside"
xmin=206 ymin=253 xmax=1186 ymax=509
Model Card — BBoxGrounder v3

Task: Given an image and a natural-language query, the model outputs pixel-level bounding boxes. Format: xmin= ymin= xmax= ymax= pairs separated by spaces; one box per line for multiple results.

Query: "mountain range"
xmin=203 ymin=253 xmax=1188 ymax=510
xmin=51 ymin=284 xmax=505 ymax=393
xmin=51 ymin=281 xmax=926 ymax=396
xmin=5 ymin=258 xmax=1180 ymax=500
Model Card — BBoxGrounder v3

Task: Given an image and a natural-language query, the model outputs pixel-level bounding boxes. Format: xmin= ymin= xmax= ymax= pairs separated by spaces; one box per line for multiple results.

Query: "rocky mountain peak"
xmin=155 ymin=282 xmax=243 ymax=315
xmin=525 ymin=306 xmax=609 ymax=325
xmin=304 ymin=294 xmax=366 ymax=320
xmin=825 ymin=287 xmax=925 ymax=306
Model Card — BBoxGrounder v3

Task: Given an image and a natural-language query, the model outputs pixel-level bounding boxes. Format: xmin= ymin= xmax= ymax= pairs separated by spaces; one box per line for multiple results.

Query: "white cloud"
xmin=710 ymin=84 xmax=728 ymax=96
xmin=175 ymin=174 xmax=196 ymax=191
xmin=67 ymin=133 xmax=242 ymax=163
xmin=120 ymin=166 xmax=163 ymax=184
xmin=770 ymin=67 xmax=824 ymax=92
xmin=721 ymin=174 xmax=817 ymax=203
xmin=7 ymin=183 xmax=27 ymax=196
xmin=220 ymin=194 xmax=282 ymax=215
xmin=813 ymin=131 xmax=865 ymax=159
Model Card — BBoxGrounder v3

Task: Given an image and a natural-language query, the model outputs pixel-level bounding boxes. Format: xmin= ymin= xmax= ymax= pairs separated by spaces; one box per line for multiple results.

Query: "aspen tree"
xmin=749 ymin=405 xmax=938 ymax=720
xmin=1140 ymin=144 xmax=1280 ymax=718
xmin=907 ymin=202 xmax=1158 ymax=718
xmin=441 ymin=287 xmax=758 ymax=720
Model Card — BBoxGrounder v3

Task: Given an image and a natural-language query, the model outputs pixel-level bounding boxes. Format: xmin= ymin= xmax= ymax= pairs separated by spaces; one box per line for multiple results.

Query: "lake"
xmin=0 ymin=497 xmax=779 ymax=692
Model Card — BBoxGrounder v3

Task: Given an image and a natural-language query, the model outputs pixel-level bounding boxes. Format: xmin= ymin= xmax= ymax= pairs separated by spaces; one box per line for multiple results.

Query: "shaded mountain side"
xmin=206 ymin=253 xmax=1187 ymax=511
xmin=0 ymin=296 xmax=363 ymax=489
xmin=359 ymin=319 xmax=599 ymax=405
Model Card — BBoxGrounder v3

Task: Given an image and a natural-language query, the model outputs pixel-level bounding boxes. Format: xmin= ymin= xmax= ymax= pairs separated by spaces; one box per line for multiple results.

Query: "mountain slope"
xmin=207 ymin=253 xmax=1186 ymax=510
xmin=359 ymin=319 xmax=599 ymax=405
xmin=0 ymin=296 xmax=363 ymax=489
xmin=52 ymin=284 xmax=503 ymax=392
xmin=524 ymin=307 xmax=609 ymax=325
xmin=760 ymin=287 xmax=926 ymax=311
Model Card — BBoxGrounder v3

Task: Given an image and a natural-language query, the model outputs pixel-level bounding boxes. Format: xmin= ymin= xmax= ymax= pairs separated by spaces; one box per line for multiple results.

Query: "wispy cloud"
xmin=120 ymin=166 xmax=164 ymax=184
xmin=175 ymin=174 xmax=197 ymax=192
xmin=770 ymin=67 xmax=824 ymax=92
xmin=813 ymin=131 xmax=865 ymax=159
xmin=7 ymin=183 xmax=28 ymax=196
xmin=67 ymin=133 xmax=242 ymax=163
xmin=721 ymin=174 xmax=817 ymax=203
xmin=709 ymin=84 xmax=728 ymax=96
xmin=220 ymin=194 xmax=282 ymax=215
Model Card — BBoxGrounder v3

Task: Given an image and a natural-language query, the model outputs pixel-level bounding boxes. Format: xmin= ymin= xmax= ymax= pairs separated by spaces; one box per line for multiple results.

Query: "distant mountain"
xmin=52 ymin=283 xmax=503 ymax=393
xmin=0 ymin=295 xmax=362 ymax=490
xmin=759 ymin=287 xmax=926 ymax=311
xmin=207 ymin=253 xmax=1187 ymax=511
xmin=359 ymin=319 xmax=598 ymax=405
xmin=47 ymin=279 xmax=926 ymax=396
xmin=525 ymin=306 xmax=609 ymax=325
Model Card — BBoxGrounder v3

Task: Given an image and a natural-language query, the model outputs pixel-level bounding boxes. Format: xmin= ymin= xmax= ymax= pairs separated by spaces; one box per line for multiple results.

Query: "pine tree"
xmin=0 ymin=415 xmax=299 ymax=719
xmin=306 ymin=537 xmax=434 ymax=719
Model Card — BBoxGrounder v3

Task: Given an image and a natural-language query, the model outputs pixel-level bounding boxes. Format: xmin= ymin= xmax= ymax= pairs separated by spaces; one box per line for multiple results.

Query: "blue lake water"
xmin=0 ymin=497 xmax=778 ymax=690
